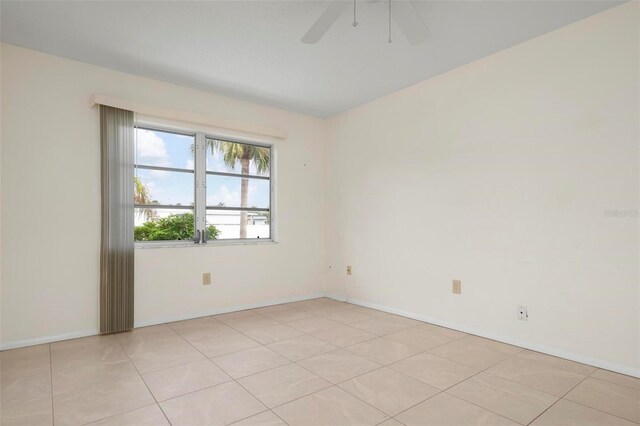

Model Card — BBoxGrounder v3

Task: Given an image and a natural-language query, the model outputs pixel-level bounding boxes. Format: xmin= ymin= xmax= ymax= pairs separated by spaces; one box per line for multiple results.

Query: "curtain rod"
xmin=90 ymin=94 xmax=287 ymax=140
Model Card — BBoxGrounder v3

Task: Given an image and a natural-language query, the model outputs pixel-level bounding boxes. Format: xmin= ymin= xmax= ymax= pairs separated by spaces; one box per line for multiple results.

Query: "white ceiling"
xmin=1 ymin=0 xmax=623 ymax=117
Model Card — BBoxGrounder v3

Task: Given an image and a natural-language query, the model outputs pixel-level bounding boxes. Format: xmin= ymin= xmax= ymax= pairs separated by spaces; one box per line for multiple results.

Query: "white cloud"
xmin=207 ymin=185 xmax=240 ymax=207
xmin=185 ymin=159 xmax=194 ymax=169
xmin=136 ymin=129 xmax=170 ymax=166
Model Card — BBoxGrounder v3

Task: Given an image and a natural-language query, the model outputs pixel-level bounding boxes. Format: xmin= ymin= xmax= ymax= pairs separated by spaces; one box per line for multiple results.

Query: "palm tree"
xmin=134 ymin=176 xmax=157 ymax=221
xmin=207 ymin=140 xmax=270 ymax=238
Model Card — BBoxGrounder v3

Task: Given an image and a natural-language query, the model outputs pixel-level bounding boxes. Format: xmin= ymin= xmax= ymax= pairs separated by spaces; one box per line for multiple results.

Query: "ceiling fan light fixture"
xmin=301 ymin=0 xmax=429 ymax=46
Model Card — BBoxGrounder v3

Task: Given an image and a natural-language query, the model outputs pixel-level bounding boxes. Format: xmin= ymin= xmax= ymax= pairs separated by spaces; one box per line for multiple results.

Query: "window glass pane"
xmin=206 ymin=175 xmax=269 ymax=209
xmin=134 ymin=208 xmax=195 ymax=241
xmin=205 ymin=138 xmax=270 ymax=177
xmin=135 ymin=128 xmax=195 ymax=170
xmin=135 ymin=169 xmax=194 ymax=207
xmin=206 ymin=210 xmax=270 ymax=240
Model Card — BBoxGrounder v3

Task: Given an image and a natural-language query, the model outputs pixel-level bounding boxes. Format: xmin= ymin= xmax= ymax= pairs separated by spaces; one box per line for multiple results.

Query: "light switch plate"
xmin=452 ymin=279 xmax=461 ymax=294
xmin=203 ymin=273 xmax=211 ymax=285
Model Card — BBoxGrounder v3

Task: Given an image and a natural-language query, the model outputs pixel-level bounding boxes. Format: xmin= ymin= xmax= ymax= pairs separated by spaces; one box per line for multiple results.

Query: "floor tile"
xmin=320 ymin=309 xmax=373 ymax=324
xmin=381 ymin=315 xmax=422 ymax=328
xmin=298 ymin=349 xmax=381 ymax=384
xmin=396 ymin=392 xmax=518 ymax=426
xmin=0 ymin=344 xmax=51 ymax=377
xmin=160 ymin=381 xmax=266 ymax=426
xmin=9 ymin=301 xmax=619 ymax=426
xmin=222 ymin=315 xmax=282 ymax=332
xmin=267 ymin=335 xmax=337 ymax=361
xmin=53 ymin=360 xmax=139 ymax=389
xmin=215 ymin=310 xmax=264 ymax=323
xmin=51 ymin=335 xmax=129 ymax=371
xmin=142 ymin=359 xmax=231 ymax=401
xmin=414 ymin=323 xmax=468 ymax=340
xmin=312 ymin=325 xmax=376 ymax=347
xmin=286 ymin=316 xmax=341 ymax=333
xmin=367 ymin=310 xmax=410 ymax=320
xmin=516 ymin=350 xmax=596 ymax=376
xmin=591 ymin=369 xmax=640 ymax=391
xmin=564 ymin=377 xmax=640 ymax=423
xmin=339 ymin=368 xmax=439 ymax=416
xmin=243 ymin=324 xmax=305 ymax=344
xmin=0 ymin=372 xmax=53 ymax=426
xmin=191 ymin=330 xmax=260 ymax=358
xmin=230 ymin=411 xmax=286 ymax=425
xmin=385 ymin=328 xmax=453 ymax=351
xmin=285 ymin=300 xmax=328 ymax=311
xmin=447 ymin=373 xmax=558 ymax=425
xmin=531 ymin=399 xmax=637 ymax=426
xmin=88 ymin=404 xmax=169 ymax=426
xmin=346 ymin=338 xmax=421 ymax=366
xmin=53 ymin=372 xmax=155 ymax=426
xmin=237 ymin=363 xmax=330 ymax=408
xmin=122 ymin=337 xmax=205 ymax=374
xmin=350 ymin=318 xmax=412 ymax=336
xmin=429 ymin=339 xmax=512 ymax=370
xmin=50 ymin=334 xmax=117 ymax=352
xmin=211 ymin=346 xmax=290 ymax=379
xmin=377 ymin=419 xmax=404 ymax=426
xmin=116 ymin=325 xmax=179 ymax=347
xmin=486 ymin=356 xmax=589 ymax=396
xmin=169 ymin=317 xmax=233 ymax=342
xmin=390 ymin=352 xmax=478 ymax=390
xmin=459 ymin=336 xmax=523 ymax=355
xmin=253 ymin=305 xmax=298 ymax=317
xmin=253 ymin=306 xmax=313 ymax=323
xmin=273 ymin=386 xmax=388 ymax=426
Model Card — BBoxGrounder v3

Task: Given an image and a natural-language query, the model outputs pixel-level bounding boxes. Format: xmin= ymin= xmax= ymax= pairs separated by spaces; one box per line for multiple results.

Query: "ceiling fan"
xmin=301 ymin=0 xmax=430 ymax=45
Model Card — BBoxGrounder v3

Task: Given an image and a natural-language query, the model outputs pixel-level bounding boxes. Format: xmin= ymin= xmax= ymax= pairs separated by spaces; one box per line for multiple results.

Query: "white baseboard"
xmin=5 ymin=291 xmax=637 ymax=379
xmin=332 ymin=296 xmax=640 ymax=378
xmin=0 ymin=293 xmax=325 ymax=351
xmin=134 ymin=292 xmax=326 ymax=328
xmin=0 ymin=329 xmax=99 ymax=350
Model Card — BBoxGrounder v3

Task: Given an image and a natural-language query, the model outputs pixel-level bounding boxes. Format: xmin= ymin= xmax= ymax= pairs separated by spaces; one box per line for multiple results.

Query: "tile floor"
xmin=1 ymin=298 xmax=639 ymax=426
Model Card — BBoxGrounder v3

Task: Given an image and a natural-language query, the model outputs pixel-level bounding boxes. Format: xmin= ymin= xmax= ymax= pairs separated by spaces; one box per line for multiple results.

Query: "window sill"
xmin=135 ymin=239 xmax=278 ymax=249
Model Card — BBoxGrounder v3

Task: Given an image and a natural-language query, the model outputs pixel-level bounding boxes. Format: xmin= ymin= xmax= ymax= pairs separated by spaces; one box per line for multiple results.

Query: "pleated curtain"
xmin=100 ymin=105 xmax=135 ymax=334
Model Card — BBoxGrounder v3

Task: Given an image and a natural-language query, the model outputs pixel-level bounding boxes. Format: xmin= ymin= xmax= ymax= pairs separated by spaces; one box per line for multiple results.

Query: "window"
xmin=133 ymin=126 xmax=273 ymax=244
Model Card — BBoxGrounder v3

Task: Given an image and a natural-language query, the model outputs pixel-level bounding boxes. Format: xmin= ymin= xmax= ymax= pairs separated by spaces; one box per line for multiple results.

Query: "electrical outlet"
xmin=452 ymin=280 xmax=461 ymax=294
xmin=203 ymin=273 xmax=211 ymax=285
xmin=347 ymin=265 xmax=352 ymax=276
xmin=517 ymin=305 xmax=528 ymax=321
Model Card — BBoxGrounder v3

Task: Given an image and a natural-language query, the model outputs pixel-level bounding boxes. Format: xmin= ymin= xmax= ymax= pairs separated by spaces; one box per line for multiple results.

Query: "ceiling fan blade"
xmin=301 ymin=2 xmax=350 ymax=44
xmin=392 ymin=1 xmax=430 ymax=46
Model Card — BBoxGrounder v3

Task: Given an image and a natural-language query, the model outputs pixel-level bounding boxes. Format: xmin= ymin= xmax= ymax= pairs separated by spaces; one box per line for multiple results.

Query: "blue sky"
xmin=135 ymin=128 xmax=270 ymax=208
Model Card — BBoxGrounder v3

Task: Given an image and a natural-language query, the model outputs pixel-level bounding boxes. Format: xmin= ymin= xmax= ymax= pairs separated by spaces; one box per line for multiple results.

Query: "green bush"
xmin=134 ymin=212 xmax=219 ymax=241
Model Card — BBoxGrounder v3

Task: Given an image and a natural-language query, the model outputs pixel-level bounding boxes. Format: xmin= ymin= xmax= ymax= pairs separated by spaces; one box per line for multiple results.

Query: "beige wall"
xmin=326 ymin=2 xmax=639 ymax=375
xmin=1 ymin=2 xmax=638 ymax=376
xmin=0 ymin=44 xmax=327 ymax=346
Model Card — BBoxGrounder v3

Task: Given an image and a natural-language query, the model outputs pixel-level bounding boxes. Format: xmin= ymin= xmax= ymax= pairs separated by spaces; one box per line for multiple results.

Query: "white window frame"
xmin=134 ymin=120 xmax=277 ymax=248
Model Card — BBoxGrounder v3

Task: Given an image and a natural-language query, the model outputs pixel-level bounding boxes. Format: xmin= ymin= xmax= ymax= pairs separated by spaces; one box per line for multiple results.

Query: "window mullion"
xmin=194 ymin=132 xmax=207 ymax=242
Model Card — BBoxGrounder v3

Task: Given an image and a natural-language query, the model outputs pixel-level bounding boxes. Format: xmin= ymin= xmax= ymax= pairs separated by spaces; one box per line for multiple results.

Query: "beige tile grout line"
xmin=385 ymin=347 xmax=528 ymax=425
xmin=34 ymin=301 xmax=549 ymax=426
xmin=43 ymin=299 xmax=636 ymax=426
xmin=48 ymin=344 xmax=55 ymax=425
xmin=113 ymin=302 xmax=528 ymax=425
xmin=166 ymin=314 xmax=292 ymax=426
xmin=156 ymin=304 xmax=415 ymax=423
xmin=585 ymin=369 xmax=640 ymax=392
xmin=107 ymin=336 xmax=173 ymax=426
xmin=527 ymin=368 xmax=640 ymax=426
xmin=524 ymin=372 xmax=595 ymax=425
